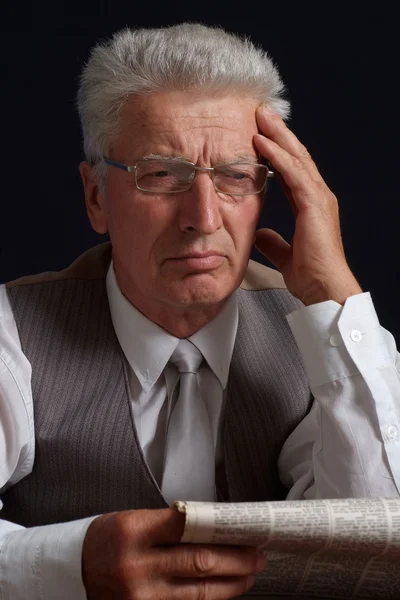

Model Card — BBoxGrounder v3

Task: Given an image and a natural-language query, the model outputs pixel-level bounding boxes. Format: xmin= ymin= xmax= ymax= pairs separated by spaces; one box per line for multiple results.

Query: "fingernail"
xmin=262 ymin=104 xmax=274 ymax=114
xmin=246 ymin=575 xmax=256 ymax=588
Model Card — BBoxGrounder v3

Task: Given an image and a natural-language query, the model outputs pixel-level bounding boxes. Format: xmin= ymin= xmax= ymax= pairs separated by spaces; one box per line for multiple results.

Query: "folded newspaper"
xmin=174 ymin=497 xmax=400 ymax=600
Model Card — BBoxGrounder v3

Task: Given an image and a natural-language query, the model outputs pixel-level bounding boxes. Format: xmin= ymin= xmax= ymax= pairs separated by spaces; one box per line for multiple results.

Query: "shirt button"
xmin=350 ymin=329 xmax=362 ymax=343
xmin=388 ymin=425 xmax=398 ymax=439
xmin=329 ymin=334 xmax=342 ymax=347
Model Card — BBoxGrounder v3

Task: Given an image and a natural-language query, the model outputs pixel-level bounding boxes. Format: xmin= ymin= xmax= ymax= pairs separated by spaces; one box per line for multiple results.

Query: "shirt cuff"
xmin=1 ymin=516 xmax=96 ymax=600
xmin=286 ymin=292 xmax=392 ymax=388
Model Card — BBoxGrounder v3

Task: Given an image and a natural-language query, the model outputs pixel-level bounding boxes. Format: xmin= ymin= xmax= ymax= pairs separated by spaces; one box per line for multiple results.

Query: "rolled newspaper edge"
xmin=173 ymin=501 xmax=221 ymax=543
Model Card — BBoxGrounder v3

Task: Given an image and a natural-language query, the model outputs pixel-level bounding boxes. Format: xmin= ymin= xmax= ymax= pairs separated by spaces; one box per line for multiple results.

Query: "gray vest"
xmin=1 ymin=244 xmax=313 ymax=527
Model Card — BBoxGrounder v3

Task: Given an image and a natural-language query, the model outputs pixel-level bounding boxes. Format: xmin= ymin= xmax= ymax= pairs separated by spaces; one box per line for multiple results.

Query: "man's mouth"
xmin=169 ymin=252 xmax=225 ymax=270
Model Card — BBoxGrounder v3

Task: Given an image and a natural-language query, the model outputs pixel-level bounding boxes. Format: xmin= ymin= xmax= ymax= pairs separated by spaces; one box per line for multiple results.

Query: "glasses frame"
xmin=102 ymin=156 xmax=274 ymax=196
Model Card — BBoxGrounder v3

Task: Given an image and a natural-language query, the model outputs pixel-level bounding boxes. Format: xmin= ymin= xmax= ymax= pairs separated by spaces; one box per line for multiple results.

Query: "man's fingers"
xmin=256 ymin=106 xmax=321 ymax=178
xmin=83 ymin=511 xmax=266 ymax=599
xmin=254 ymin=134 xmax=331 ymax=210
xmin=155 ymin=544 xmax=266 ymax=578
xmin=112 ymin=508 xmax=186 ymax=546
xmin=168 ymin=575 xmax=257 ymax=599
xmin=147 ymin=575 xmax=257 ymax=600
xmin=254 ymin=228 xmax=291 ymax=273
xmin=254 ymin=134 xmax=312 ymax=195
xmin=144 ymin=508 xmax=186 ymax=545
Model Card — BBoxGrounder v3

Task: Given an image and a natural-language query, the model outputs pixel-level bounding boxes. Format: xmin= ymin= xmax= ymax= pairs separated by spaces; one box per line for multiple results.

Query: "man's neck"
xmin=114 ymin=273 xmax=226 ymax=338
xmin=134 ymin=301 xmax=226 ymax=338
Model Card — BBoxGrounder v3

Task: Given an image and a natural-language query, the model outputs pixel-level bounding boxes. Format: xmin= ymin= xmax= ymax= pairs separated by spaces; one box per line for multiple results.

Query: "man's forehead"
xmin=121 ymin=91 xmax=258 ymax=131
xmin=117 ymin=92 xmax=259 ymax=158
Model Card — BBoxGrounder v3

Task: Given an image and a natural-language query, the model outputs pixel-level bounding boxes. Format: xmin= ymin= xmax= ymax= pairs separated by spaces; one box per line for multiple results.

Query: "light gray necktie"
xmin=160 ymin=339 xmax=215 ymax=504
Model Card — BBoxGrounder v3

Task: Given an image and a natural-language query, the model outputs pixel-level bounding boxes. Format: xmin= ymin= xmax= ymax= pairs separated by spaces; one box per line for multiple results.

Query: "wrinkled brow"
xmin=139 ymin=153 xmax=260 ymax=164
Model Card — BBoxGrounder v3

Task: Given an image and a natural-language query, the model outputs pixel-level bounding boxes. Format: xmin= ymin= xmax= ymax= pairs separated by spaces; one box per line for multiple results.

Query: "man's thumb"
xmin=254 ymin=228 xmax=291 ymax=272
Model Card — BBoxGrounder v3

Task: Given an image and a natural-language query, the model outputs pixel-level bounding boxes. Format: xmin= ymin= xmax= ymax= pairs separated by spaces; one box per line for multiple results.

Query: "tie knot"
xmin=170 ymin=339 xmax=203 ymax=374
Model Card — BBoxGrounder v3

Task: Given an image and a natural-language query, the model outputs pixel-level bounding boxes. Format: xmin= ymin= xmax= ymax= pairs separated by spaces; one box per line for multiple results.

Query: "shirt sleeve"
xmin=0 ymin=516 xmax=96 ymax=600
xmin=0 ymin=285 xmax=34 ymax=491
xmin=0 ymin=285 xmax=95 ymax=599
xmin=278 ymin=292 xmax=400 ymax=499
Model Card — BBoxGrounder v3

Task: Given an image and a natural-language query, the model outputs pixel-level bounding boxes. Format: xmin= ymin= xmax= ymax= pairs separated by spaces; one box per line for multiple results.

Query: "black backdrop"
xmin=2 ymin=4 xmax=399 ymax=342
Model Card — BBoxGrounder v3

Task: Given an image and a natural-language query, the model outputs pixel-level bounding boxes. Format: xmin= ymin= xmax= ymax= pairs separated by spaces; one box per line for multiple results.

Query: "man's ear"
xmin=79 ymin=161 xmax=108 ymax=234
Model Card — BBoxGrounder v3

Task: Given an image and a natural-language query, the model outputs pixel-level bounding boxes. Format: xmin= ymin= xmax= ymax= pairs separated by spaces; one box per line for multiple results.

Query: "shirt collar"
xmin=189 ymin=291 xmax=237 ymax=389
xmin=106 ymin=261 xmax=238 ymax=392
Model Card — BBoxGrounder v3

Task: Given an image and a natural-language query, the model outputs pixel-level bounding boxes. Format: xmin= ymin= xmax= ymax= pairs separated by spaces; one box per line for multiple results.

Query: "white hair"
xmin=76 ymin=22 xmax=291 ymax=188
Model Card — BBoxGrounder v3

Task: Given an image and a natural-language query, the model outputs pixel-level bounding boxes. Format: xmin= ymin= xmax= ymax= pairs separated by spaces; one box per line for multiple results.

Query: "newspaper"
xmin=174 ymin=498 xmax=400 ymax=600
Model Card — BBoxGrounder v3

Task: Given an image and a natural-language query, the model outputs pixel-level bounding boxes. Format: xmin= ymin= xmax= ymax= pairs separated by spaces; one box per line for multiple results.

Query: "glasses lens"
xmin=136 ymin=160 xmax=194 ymax=192
xmin=214 ymin=163 xmax=268 ymax=195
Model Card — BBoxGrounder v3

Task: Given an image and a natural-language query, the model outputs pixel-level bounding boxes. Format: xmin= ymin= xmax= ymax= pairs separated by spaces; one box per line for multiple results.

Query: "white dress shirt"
xmin=1 ymin=262 xmax=400 ymax=599
xmin=106 ymin=263 xmax=238 ymax=483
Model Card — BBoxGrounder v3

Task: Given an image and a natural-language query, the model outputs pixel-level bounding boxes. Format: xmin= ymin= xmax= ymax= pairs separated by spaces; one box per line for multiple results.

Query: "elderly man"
xmin=1 ymin=22 xmax=399 ymax=600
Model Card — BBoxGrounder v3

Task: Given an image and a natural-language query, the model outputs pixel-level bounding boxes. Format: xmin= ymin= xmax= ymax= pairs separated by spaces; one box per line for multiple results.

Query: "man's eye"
xmin=149 ymin=170 xmax=172 ymax=178
xmin=221 ymin=170 xmax=252 ymax=181
xmin=230 ymin=171 xmax=249 ymax=180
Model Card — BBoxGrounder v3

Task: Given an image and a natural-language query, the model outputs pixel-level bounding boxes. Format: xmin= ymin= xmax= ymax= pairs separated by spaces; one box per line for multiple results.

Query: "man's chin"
xmin=163 ymin=275 xmax=235 ymax=308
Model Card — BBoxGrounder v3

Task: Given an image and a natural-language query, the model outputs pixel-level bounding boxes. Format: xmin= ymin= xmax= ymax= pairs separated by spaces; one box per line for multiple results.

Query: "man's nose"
xmin=178 ymin=172 xmax=223 ymax=234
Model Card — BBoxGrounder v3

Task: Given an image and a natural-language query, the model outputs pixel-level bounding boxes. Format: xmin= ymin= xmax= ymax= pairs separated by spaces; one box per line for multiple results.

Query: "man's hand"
xmin=253 ymin=105 xmax=363 ymax=307
xmin=82 ymin=508 xmax=266 ymax=599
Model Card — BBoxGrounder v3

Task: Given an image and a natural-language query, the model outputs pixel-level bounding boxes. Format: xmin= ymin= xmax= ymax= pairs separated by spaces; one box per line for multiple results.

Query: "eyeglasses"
xmin=103 ymin=156 xmax=274 ymax=196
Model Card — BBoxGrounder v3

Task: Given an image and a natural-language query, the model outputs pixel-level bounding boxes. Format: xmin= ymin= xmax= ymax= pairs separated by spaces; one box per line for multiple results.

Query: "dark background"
xmin=2 ymin=4 xmax=399 ymax=342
